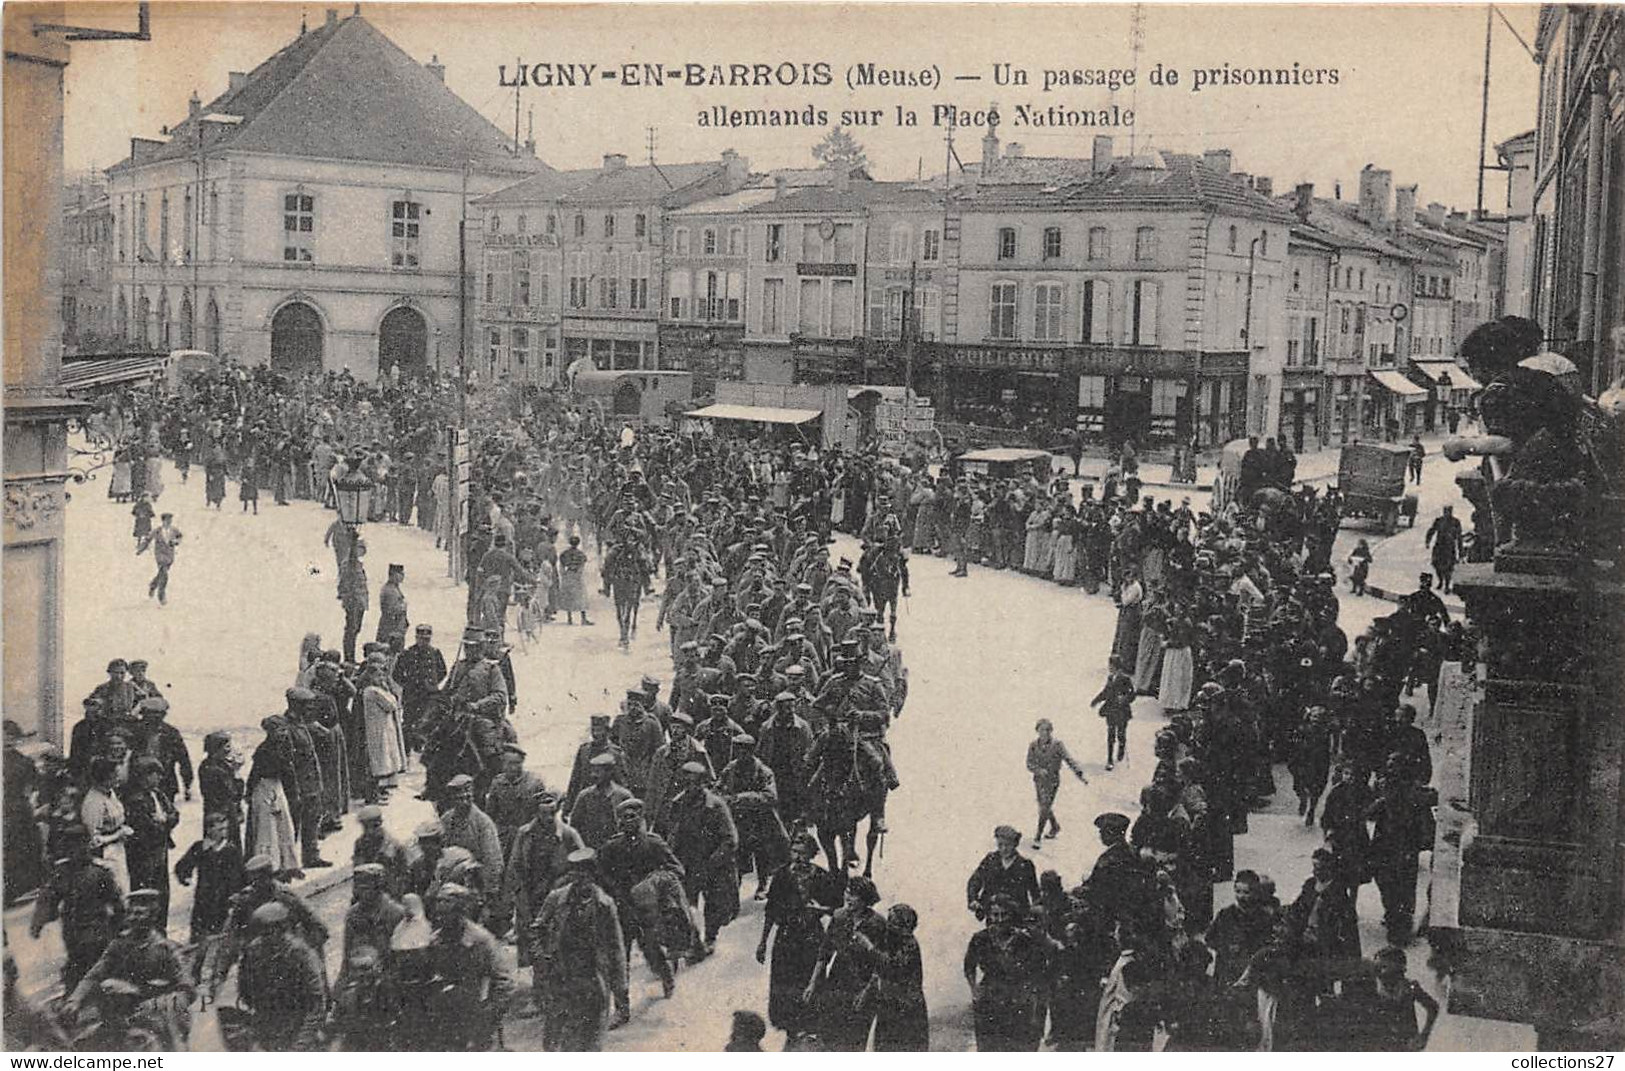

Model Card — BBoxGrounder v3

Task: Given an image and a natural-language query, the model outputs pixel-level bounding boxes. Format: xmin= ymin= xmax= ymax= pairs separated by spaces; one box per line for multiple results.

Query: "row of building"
xmin=69 ymin=6 xmax=1603 ymax=452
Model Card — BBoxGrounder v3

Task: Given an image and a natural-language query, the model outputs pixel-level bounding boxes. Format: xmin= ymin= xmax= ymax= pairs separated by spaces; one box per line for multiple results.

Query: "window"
xmin=514 ymin=252 xmax=531 ymax=305
xmin=1358 ymin=268 xmax=1365 ymax=289
xmin=667 ymin=270 xmax=690 ymax=319
xmin=833 ymin=223 xmax=855 ymax=262
xmin=919 ymin=287 xmax=940 ymax=339
xmin=674 ymin=227 xmax=690 ymax=255
xmin=282 ymin=192 xmax=314 ymax=262
xmin=1131 ymin=280 xmax=1159 ymax=344
xmin=989 ymin=282 xmax=1017 ymax=339
xmin=517 ymin=214 xmax=528 ymax=234
xmin=573 ymin=214 xmax=586 ymax=238
xmin=1340 ymin=307 xmax=1350 ymax=333
xmin=728 ymin=226 xmax=744 ymax=256
xmin=511 ymin=326 xmax=530 ymax=367
xmin=883 ymin=288 xmax=905 ymax=337
xmin=1292 ymin=269 xmax=1301 ymax=292
xmin=484 ymin=251 xmax=511 ymax=304
xmin=996 ymin=227 xmax=1017 ymax=260
xmin=1135 ymin=226 xmax=1157 ymax=261
xmin=1043 ymin=227 xmax=1062 ymax=260
xmin=703 ymin=271 xmax=720 ymax=319
xmin=1078 ymin=375 xmax=1106 ymax=408
xmin=727 ymin=271 xmax=744 ymax=321
xmin=634 ymin=214 xmax=647 ymax=238
xmin=890 ymin=224 xmax=912 ymax=265
xmin=922 ymin=227 xmax=940 ymax=263
xmin=830 ymin=279 xmax=855 ymax=336
xmin=1034 ymin=282 xmax=1064 ymax=340
xmin=628 ymin=253 xmax=650 ymax=310
xmin=487 ymin=328 xmax=503 ymax=368
xmin=160 ymin=193 xmax=170 ymax=262
xmin=604 ymin=213 xmax=616 ymax=238
xmin=568 ymin=252 xmax=589 ymax=309
xmin=765 ymin=224 xmax=784 ymax=263
xmin=802 ymin=223 xmax=824 ymax=263
xmin=137 ymin=195 xmax=148 ymax=259
xmin=1088 ymin=226 xmax=1108 ymax=261
xmin=491 ymin=214 xmax=503 ymax=234
xmin=536 ymin=268 xmax=551 ymax=309
xmin=391 ymin=200 xmax=421 ymax=269
xmin=546 ymin=213 xmax=558 ymax=236
xmin=1306 ymin=317 xmax=1321 ymax=365
xmin=1287 ymin=315 xmax=1301 ymax=366
xmin=762 ymin=278 xmax=784 ymax=333
xmin=116 ymin=198 xmax=126 ymax=262
xmin=703 ymin=228 xmax=717 ymax=256
xmin=182 ymin=189 xmax=193 ymax=263
xmin=1082 ymin=280 xmax=1110 ymax=344
xmin=1442 ymin=277 xmax=1452 ymax=298
xmin=1259 ymin=231 xmax=1269 ymax=257
xmin=1228 ymin=225 xmax=1238 ymax=253
xmin=799 ymin=278 xmax=823 ymax=334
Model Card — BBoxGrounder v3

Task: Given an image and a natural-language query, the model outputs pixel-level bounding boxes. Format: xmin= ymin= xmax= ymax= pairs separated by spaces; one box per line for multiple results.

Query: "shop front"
xmin=658 ymin=323 xmax=745 ymax=395
xmin=562 ymin=316 xmax=658 ymax=371
xmin=1279 ymin=368 xmax=1327 ymax=452
xmin=1408 ymin=360 xmax=1483 ymax=433
xmin=1365 ymin=368 xmax=1429 ymax=439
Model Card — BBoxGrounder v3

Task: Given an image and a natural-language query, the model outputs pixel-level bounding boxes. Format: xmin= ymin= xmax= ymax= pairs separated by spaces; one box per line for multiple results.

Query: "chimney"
xmin=1426 ymin=202 xmax=1447 ymax=227
xmin=1334 ymin=181 xmax=1342 ymax=200
xmin=1005 ymin=142 xmax=1024 ymax=160
xmin=1234 ymin=172 xmax=1251 ymax=191
xmin=981 ymin=126 xmax=1000 ymax=178
xmin=774 ymin=175 xmax=788 ymax=200
xmin=1202 ymin=148 xmax=1232 ymax=174
xmin=188 ymin=90 xmax=201 ymax=119
xmin=833 ymin=166 xmax=851 ymax=193
xmin=425 ymin=54 xmax=445 ymax=82
xmin=1092 ymin=135 xmax=1113 ymax=175
xmin=720 ymin=148 xmax=748 ymax=191
xmin=603 ymin=153 xmax=627 ymax=173
xmin=228 ymin=71 xmax=248 ymax=92
xmin=1253 ymin=176 xmax=1273 ymax=198
xmin=1394 ymin=184 xmax=1417 ymax=231
xmin=1358 ymin=164 xmax=1392 ymax=227
xmin=325 ymin=8 xmax=338 ymax=26
xmin=1293 ymin=182 xmax=1314 ymax=223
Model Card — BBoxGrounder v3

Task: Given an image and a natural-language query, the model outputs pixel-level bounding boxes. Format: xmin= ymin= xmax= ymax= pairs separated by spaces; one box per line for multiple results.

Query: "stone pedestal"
xmin=1430 ymin=556 xmax=1625 ymax=1047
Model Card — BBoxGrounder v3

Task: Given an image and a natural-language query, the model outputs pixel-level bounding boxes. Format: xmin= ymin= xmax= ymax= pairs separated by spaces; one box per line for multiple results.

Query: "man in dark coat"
xmin=666 ymin=761 xmax=740 ymax=956
xmin=568 ymin=752 xmax=634 ymax=850
xmin=612 ymin=690 xmax=665 ymax=795
xmin=128 ymin=698 xmax=192 ymax=805
xmin=238 ymin=901 xmax=328 ymax=1050
xmin=596 ymin=797 xmax=687 ymax=995
xmin=394 ymin=624 xmax=447 ymax=750
xmin=282 ymin=690 xmax=330 ymax=869
xmin=1287 ymin=847 xmax=1362 ymax=988
xmin=1086 ymin=812 xmax=1153 ymax=931
xmin=532 ymin=850 xmax=629 ymax=1050
xmin=717 ymin=733 xmax=789 ymax=897
xmin=505 ymin=792 xmax=584 ymax=975
xmin=565 ymin=715 xmax=631 ymax=805
xmin=29 ymin=824 xmax=124 ymax=994
xmin=965 ymin=825 xmax=1040 ymax=920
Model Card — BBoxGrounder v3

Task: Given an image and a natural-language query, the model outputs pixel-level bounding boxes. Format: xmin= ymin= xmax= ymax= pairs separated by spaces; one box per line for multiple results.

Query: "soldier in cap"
xmin=718 ymin=733 xmax=789 ymax=899
xmin=1086 ymin=812 xmax=1155 ymax=931
xmin=394 ymin=623 xmax=448 ymax=751
xmin=695 ymin=693 xmax=747 ymax=774
xmin=533 ymin=848 xmax=629 ymax=1048
xmin=130 ymin=696 xmax=192 ymax=806
xmin=505 ymin=789 xmax=584 ymax=975
xmin=351 ymin=804 xmax=411 ymax=897
xmin=66 ymin=888 xmax=194 ymax=1047
xmin=341 ymin=863 xmax=405 ymax=972
xmin=423 ymin=882 xmax=512 ymax=1049
xmin=643 ymin=711 xmax=715 ymax=834
xmin=597 ymin=797 xmax=690 ymax=997
xmin=376 ymin=563 xmax=410 ymax=652
xmin=484 ymin=742 xmax=545 ymax=860
xmin=565 ymin=714 xmax=630 ymax=805
xmin=966 ymin=825 xmax=1040 ymax=921
xmin=406 ymin=819 xmax=446 ymax=898
xmin=122 ymin=755 xmax=180 ymax=929
xmin=73 ymin=977 xmax=163 ymax=1051
xmin=667 ymin=761 xmax=740 ymax=959
xmin=280 ymin=688 xmax=330 ymax=870
xmin=640 ymin=674 xmax=674 ymax=726
xmin=439 ymin=773 xmax=505 ymax=893
xmin=29 ymin=823 xmax=125 ymax=995
xmin=568 ymin=752 xmax=634 ymax=850
xmin=612 ymin=689 xmax=665 ymax=795
xmin=238 ymin=900 xmax=327 ymax=1050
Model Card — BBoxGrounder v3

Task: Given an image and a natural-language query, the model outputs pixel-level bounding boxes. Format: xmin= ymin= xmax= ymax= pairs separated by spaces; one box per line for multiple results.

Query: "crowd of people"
xmin=4 ymin=356 xmax=1462 ymax=1053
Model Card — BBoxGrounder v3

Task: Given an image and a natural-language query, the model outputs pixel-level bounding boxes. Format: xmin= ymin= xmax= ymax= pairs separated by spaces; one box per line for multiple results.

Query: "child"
xmin=131 ymin=493 xmax=155 ymax=548
xmin=1025 ymin=718 xmax=1088 ymax=847
xmin=174 ymin=810 xmax=243 ymax=943
xmin=1348 ymin=538 xmax=1373 ymax=596
xmin=1090 ymin=660 xmax=1136 ymax=771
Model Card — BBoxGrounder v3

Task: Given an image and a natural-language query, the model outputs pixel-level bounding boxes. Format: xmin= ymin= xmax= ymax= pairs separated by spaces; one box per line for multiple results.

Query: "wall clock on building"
xmin=818 ymin=219 xmax=836 ymax=241
xmin=1390 ymin=303 xmax=1408 ymax=321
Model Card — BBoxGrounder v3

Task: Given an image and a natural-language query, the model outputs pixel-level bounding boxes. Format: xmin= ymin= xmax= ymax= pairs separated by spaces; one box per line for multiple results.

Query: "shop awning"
xmin=1368 ymin=369 xmax=1428 ymax=400
xmin=59 ymin=355 xmax=169 ymax=393
xmin=1410 ymin=362 xmax=1483 ymax=392
xmin=685 ymin=403 xmax=822 ymax=425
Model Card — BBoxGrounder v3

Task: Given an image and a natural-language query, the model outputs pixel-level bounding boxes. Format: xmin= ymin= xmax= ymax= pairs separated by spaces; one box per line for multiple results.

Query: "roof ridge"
xmin=225 ymin=18 xmax=347 ymax=148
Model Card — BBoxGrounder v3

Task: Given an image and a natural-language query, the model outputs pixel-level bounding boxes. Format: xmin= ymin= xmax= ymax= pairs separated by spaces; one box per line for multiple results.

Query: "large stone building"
xmin=62 ymin=173 xmax=116 ymax=354
xmin=105 ymin=9 xmax=546 ymax=381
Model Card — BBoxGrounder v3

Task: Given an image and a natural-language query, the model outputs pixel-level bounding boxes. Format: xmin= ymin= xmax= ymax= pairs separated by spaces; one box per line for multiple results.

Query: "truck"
xmin=1334 ymin=442 xmax=1418 ymax=534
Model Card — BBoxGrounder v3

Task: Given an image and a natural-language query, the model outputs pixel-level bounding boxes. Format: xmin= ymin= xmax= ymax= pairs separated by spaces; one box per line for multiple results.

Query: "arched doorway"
xmin=378 ymin=306 xmax=427 ymax=380
xmin=135 ymin=293 xmax=151 ymax=348
xmin=205 ymin=298 xmax=221 ymax=355
xmin=116 ymin=291 xmax=129 ymax=342
xmin=178 ymin=295 xmax=195 ymax=349
xmin=270 ymin=301 xmax=324 ymax=377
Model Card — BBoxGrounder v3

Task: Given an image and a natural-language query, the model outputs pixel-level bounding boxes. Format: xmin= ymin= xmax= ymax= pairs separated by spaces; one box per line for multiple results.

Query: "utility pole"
xmin=513 ymin=71 xmax=522 ymax=155
xmin=1476 ymin=3 xmax=1492 ymax=219
xmin=905 ymin=260 xmax=917 ymax=400
xmin=1128 ymin=4 xmax=1146 ymax=157
xmin=646 ymin=126 xmax=658 ymax=165
xmin=458 ymin=160 xmax=469 ymax=427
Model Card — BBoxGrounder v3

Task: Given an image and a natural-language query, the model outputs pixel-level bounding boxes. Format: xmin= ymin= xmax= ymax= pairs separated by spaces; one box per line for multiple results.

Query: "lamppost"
xmin=334 ymin=468 xmax=374 ymax=534
xmin=1436 ymin=369 xmax=1453 ymax=432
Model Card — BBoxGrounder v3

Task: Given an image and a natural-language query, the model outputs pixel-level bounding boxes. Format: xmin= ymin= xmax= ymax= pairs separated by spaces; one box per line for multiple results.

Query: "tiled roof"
xmin=1293 ymin=200 xmax=1420 ymax=259
xmin=960 ymin=156 xmax=1099 ymax=186
xmin=473 ymin=168 xmax=602 ymax=206
xmin=110 ymin=15 xmax=546 ymax=176
xmin=559 ymin=162 xmax=725 ymax=207
xmin=956 ymin=153 xmax=1295 ymax=223
xmin=741 ymin=181 xmax=942 ymax=215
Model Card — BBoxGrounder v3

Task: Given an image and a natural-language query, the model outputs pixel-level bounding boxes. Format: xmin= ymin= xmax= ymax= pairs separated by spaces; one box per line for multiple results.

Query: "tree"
xmin=811 ymin=127 xmax=870 ymax=177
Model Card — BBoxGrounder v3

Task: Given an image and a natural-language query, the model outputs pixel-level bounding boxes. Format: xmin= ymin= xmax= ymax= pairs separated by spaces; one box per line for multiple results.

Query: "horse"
xmin=602 ymin=541 xmax=652 ymax=648
xmin=807 ymin=723 xmax=890 ymax=878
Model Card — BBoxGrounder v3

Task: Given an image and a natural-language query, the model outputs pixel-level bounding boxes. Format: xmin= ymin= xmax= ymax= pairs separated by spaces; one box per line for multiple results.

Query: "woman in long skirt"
xmin=871 ymin=904 xmax=929 ymax=1051
xmin=244 ymin=717 xmax=300 ymax=876
xmin=238 ymin=455 xmax=259 ymax=514
xmin=362 ymin=666 xmax=407 ymax=800
xmin=1051 ymin=509 xmax=1076 ymax=585
xmin=145 ymin=453 xmax=164 ymax=502
xmin=205 ymin=447 xmax=228 ymax=509
xmin=1023 ymin=505 xmax=1049 ymax=574
xmin=757 ymin=835 xmax=840 ymax=1043
xmin=110 ymin=445 xmax=133 ymax=502
xmin=1133 ymin=603 xmax=1167 ymax=695
xmin=1109 ymin=571 xmax=1143 ymax=670
xmin=1158 ymin=618 xmax=1195 ymax=713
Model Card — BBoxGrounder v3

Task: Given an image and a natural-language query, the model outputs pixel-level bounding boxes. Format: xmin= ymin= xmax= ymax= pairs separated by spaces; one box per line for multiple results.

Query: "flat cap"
xmin=680 ymin=760 xmax=709 ymax=776
xmin=1094 ymin=812 xmax=1131 ymax=834
xmin=589 ymin=752 xmax=617 ymax=767
xmin=251 ymin=901 xmax=290 ymax=927
xmin=414 ymin=819 xmax=445 ymax=838
xmin=127 ymin=888 xmax=162 ymax=906
xmin=731 ymin=732 xmax=756 ymax=746
xmin=353 ymin=863 xmax=387 ymax=883
xmin=669 ymin=710 xmax=694 ymax=726
xmin=566 ymin=847 xmax=597 ymax=865
xmin=616 ymin=797 xmax=646 ymax=815
xmin=356 ymin=804 xmax=384 ymax=822
xmin=139 ymin=696 xmax=171 ymax=713
xmin=446 ymin=773 xmax=474 ymax=790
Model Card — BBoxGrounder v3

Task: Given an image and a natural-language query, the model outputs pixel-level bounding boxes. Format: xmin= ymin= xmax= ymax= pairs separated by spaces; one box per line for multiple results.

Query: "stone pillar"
xmin=4 ymin=5 xmax=89 ymax=747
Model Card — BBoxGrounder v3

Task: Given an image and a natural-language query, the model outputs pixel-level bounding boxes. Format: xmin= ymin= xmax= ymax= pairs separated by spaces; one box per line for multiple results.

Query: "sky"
xmin=60 ymin=2 xmax=1544 ymax=213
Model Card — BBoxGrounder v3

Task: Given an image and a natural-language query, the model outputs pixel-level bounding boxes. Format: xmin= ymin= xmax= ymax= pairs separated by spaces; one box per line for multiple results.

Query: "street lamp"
xmin=334 ymin=468 xmax=374 ymax=530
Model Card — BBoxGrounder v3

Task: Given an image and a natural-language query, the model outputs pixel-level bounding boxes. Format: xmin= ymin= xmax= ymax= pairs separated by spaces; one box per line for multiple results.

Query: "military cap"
xmin=356 ymin=804 xmax=384 ymax=822
xmin=589 ymin=752 xmax=617 ymax=767
xmin=566 ymin=847 xmax=597 ymax=866
xmin=640 ymin=675 xmax=661 ymax=691
xmin=285 ymin=687 xmax=316 ymax=704
xmin=795 ymin=582 xmax=814 ymax=593
xmin=669 ymin=710 xmax=695 ymax=726
xmin=461 ymin=625 xmax=486 ymax=643
xmin=708 ymin=693 xmax=731 ymax=707
xmin=414 ymin=819 xmax=445 ymax=839
xmin=245 ymin=854 xmax=275 ymax=873
xmin=679 ymin=641 xmax=700 ymax=652
xmin=837 ymin=557 xmax=853 ymax=569
xmin=534 ymin=790 xmax=560 ymax=807
xmin=775 ymin=691 xmax=797 ymax=703
xmin=434 ymin=882 xmax=470 ymax=902
xmin=616 ymin=797 xmax=646 ymax=815
xmin=353 ymin=863 xmax=387 ymax=884
xmin=128 ymin=659 xmax=150 ymax=671
xmin=501 ymin=743 xmax=526 ymax=758
xmin=1094 ymin=812 xmax=1131 ymax=835
xmin=106 ymin=658 xmax=129 ymax=673
xmin=362 ymin=642 xmax=386 ymax=656
xmin=993 ymin=824 xmax=1021 ymax=842
xmin=139 ymin=696 xmax=171 ymax=714
xmin=590 ymin=713 xmax=611 ymax=725
xmin=626 ymin=687 xmax=645 ymax=700
xmin=731 ymin=732 xmax=756 ymax=746
xmin=415 ymin=624 xmax=434 ymax=634
xmin=680 ymin=760 xmax=709 ymax=776
xmin=446 ymin=773 xmax=475 ymax=791
xmin=785 ymin=665 xmax=807 ymax=677
xmin=127 ymin=888 xmax=162 ymax=907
